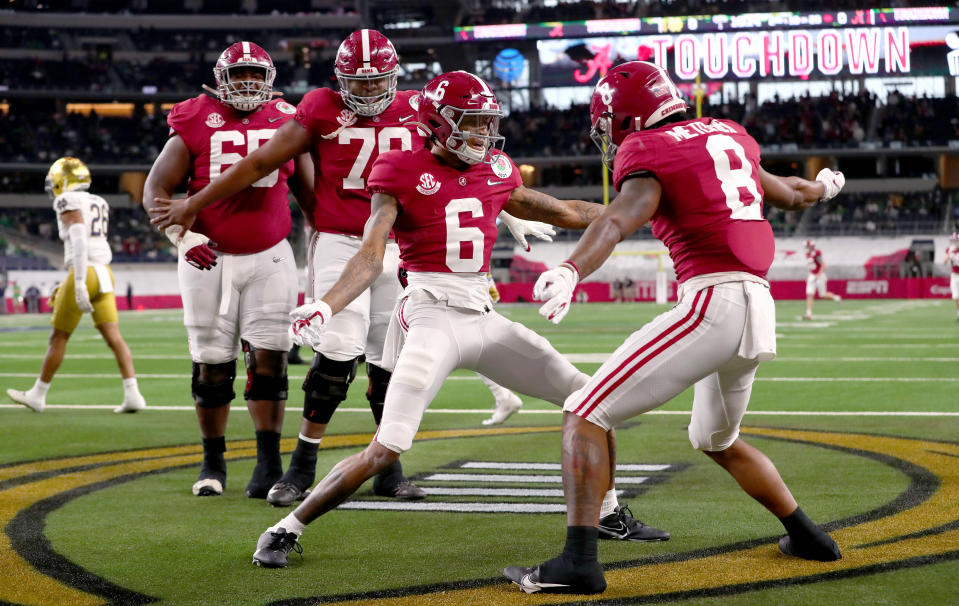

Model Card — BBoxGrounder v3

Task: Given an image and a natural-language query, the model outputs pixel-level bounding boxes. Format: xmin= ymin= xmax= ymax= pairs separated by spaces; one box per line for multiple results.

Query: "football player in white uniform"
xmin=6 ymin=157 xmax=147 ymax=413
xmin=944 ymin=232 xmax=959 ymax=320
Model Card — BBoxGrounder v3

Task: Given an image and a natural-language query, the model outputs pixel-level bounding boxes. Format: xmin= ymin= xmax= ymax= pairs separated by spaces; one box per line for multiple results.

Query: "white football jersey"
xmin=53 ymin=190 xmax=113 ymax=267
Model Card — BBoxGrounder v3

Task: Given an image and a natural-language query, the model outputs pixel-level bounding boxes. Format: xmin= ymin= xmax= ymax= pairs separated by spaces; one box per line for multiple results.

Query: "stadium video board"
xmin=456 ymin=7 xmax=959 ymax=85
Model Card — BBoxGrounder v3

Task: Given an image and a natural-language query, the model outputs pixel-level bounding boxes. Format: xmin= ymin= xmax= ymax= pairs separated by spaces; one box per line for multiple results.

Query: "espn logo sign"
xmin=846 ymin=280 xmax=889 ymax=295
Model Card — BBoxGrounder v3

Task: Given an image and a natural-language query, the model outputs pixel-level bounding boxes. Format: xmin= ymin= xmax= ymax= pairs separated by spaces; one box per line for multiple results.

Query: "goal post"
xmin=610 ymin=249 xmax=670 ymax=304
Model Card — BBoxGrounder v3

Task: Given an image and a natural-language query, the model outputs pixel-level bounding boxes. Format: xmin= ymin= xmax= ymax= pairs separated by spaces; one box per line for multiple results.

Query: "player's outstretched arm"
xmin=502 ymin=185 xmax=604 ymax=229
xmin=148 ymin=119 xmax=311 ymax=229
xmin=759 ymin=167 xmax=844 ymax=211
xmin=564 ymin=176 xmax=662 ymax=281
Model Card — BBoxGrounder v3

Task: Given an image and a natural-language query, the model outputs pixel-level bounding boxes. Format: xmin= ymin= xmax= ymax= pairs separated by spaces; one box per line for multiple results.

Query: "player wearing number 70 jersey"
xmin=505 ymin=61 xmax=845 ymax=595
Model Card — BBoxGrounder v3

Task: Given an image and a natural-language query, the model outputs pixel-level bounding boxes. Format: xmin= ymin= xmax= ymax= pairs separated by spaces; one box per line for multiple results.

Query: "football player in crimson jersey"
xmin=249 ymin=71 xmax=668 ymax=570
xmin=504 ymin=62 xmax=843 ymax=595
xmin=143 ymin=41 xmax=315 ymax=499
xmin=945 ymin=232 xmax=959 ymax=320
xmin=149 ymin=30 xmax=551 ymax=506
xmin=803 ymin=239 xmax=842 ymax=320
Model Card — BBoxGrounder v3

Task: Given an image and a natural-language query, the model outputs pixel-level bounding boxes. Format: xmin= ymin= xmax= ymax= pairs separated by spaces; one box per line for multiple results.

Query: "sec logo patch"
xmin=205 ymin=113 xmax=225 ymax=128
xmin=415 ymin=173 xmax=441 ymax=195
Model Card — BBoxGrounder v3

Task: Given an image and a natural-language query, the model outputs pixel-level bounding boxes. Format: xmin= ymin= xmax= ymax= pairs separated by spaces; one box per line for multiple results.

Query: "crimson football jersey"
xmin=946 ymin=245 xmax=959 ymax=274
xmin=294 ymin=88 xmax=426 ymax=236
xmin=167 ymin=94 xmax=296 ymax=254
xmin=612 ymin=117 xmax=775 ymax=282
xmin=367 ymin=148 xmax=523 ymax=273
xmin=806 ymin=248 xmax=824 ymax=274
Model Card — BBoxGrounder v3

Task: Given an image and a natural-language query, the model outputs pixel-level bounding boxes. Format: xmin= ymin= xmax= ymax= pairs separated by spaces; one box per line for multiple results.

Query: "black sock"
xmin=373 ymin=459 xmax=404 ymax=492
xmin=561 ymin=526 xmax=599 ymax=565
xmin=779 ymin=506 xmax=818 ymax=537
xmin=289 ymin=438 xmax=318 ymax=473
xmin=201 ymin=436 xmax=226 ymax=473
xmin=255 ymin=430 xmax=282 ymax=473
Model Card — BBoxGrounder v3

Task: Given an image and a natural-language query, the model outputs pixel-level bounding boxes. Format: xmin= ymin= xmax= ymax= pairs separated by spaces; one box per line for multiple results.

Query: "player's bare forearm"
xmin=759 ymin=169 xmax=824 ymax=211
xmin=504 ymin=186 xmax=603 ymax=228
xmin=321 ymin=194 xmax=398 ymax=314
xmin=144 ymin=135 xmax=191 ymax=213
xmin=290 ymin=153 xmax=316 ymax=226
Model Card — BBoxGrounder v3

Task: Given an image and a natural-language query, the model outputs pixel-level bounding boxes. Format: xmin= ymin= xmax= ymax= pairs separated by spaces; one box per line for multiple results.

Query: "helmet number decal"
xmin=444 ymin=197 xmax=485 ymax=272
xmin=595 ymin=81 xmax=614 ymax=107
xmin=338 ymin=127 xmax=413 ymax=190
xmin=704 ymin=134 xmax=763 ymax=221
xmin=426 ymin=79 xmax=450 ymax=102
xmin=209 ymin=129 xmax=280 ymax=188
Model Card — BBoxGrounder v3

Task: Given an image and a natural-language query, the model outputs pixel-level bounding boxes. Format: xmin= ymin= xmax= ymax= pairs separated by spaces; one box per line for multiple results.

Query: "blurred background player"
xmin=479 ymin=273 xmax=523 ymax=425
xmin=6 ymin=157 xmax=147 ymax=414
xmin=251 ymin=71 xmax=667 ymax=569
xmin=149 ymin=29 xmax=550 ymax=506
xmin=804 ymin=239 xmax=841 ymax=320
xmin=506 ymin=62 xmax=842 ymax=595
xmin=143 ymin=41 xmax=314 ymax=498
xmin=945 ymin=232 xmax=959 ymax=320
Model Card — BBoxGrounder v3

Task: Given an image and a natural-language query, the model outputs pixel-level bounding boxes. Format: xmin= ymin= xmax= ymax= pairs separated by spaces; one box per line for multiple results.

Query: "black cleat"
xmin=778 ymin=533 xmax=841 ymax=561
xmin=503 ymin=556 xmax=606 ymax=594
xmin=598 ymin=504 xmax=670 ymax=542
xmin=266 ymin=482 xmax=312 ymax=508
xmin=252 ymin=528 xmax=302 ymax=568
xmin=373 ymin=479 xmax=426 ymax=500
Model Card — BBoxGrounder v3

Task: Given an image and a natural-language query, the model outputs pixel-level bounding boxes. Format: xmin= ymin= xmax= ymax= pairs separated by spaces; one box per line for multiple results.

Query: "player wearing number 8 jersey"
xmin=6 ymin=157 xmax=147 ymax=414
xmin=144 ymin=41 xmax=314 ymax=499
xmin=506 ymin=61 xmax=844 ymax=595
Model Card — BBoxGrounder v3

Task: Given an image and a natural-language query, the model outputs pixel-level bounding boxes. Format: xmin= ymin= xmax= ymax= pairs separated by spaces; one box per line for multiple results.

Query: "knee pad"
xmin=192 ymin=361 xmax=236 ymax=409
xmin=241 ymin=340 xmax=289 ymax=402
xmin=301 ymin=354 xmax=359 ymax=424
xmin=366 ymin=363 xmax=392 ymax=424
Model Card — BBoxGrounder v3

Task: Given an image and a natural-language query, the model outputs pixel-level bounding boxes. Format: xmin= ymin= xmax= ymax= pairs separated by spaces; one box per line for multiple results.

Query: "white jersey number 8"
xmin=705 ymin=134 xmax=763 ymax=221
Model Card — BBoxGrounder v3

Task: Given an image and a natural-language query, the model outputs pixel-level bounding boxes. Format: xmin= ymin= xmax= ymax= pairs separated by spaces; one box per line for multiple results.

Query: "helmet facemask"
xmin=440 ymin=106 xmax=504 ymax=165
xmin=590 ymin=113 xmax=618 ymax=172
xmin=216 ymin=63 xmax=275 ymax=112
xmin=337 ymin=69 xmax=398 ymax=116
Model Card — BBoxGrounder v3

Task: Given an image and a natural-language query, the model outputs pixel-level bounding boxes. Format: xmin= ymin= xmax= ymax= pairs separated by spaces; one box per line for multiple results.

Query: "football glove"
xmin=166 ymin=225 xmax=217 ymax=270
xmin=289 ymin=299 xmax=332 ymax=347
xmin=74 ymin=280 xmax=94 ymax=313
xmin=533 ymin=263 xmax=579 ymax=324
xmin=815 ymin=169 xmax=845 ymax=202
xmin=499 ymin=212 xmax=556 ymax=252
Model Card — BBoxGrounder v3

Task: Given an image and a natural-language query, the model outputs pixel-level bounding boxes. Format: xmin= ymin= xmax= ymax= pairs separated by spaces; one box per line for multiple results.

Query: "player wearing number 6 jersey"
xmin=249 ymin=70 xmax=669 ymax=570
xmin=505 ymin=61 xmax=844 ymax=595
xmin=149 ymin=30 xmax=547 ymax=506
xmin=6 ymin=157 xmax=147 ymax=414
xmin=144 ymin=41 xmax=315 ymax=499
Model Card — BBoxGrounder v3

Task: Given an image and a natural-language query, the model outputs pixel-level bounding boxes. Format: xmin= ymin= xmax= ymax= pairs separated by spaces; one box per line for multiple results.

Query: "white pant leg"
xmin=376 ymin=292 xmax=467 ymax=453
xmin=565 ymin=283 xmax=748 ymax=430
xmin=364 ymin=242 xmax=402 ymax=367
xmin=687 ymin=356 xmax=760 ymax=451
xmin=310 ymin=233 xmax=371 ymax=361
xmin=237 ymin=240 xmax=298 ymax=352
xmin=179 ymin=252 xmax=239 ymax=364
xmin=807 ymin=273 xmax=827 ymax=297
xmin=951 ymin=273 xmax=959 ymax=300
xmin=473 ymin=311 xmax=588 ymax=406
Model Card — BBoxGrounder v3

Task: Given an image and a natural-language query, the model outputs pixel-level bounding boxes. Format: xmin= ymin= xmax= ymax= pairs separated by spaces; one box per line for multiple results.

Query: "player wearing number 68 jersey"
xmin=505 ymin=61 xmax=844 ymax=595
xmin=144 ymin=41 xmax=315 ymax=500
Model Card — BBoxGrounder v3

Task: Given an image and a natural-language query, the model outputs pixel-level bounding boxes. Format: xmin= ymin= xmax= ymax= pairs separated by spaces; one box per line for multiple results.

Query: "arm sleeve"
xmin=68 ymin=222 xmax=88 ymax=282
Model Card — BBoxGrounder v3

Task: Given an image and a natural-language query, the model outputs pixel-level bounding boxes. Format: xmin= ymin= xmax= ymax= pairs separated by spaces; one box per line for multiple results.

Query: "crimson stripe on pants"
xmin=574 ymin=287 xmax=714 ymax=419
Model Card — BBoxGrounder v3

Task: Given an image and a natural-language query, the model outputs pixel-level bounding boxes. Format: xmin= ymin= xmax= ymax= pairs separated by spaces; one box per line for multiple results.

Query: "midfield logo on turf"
xmin=339 ymin=460 xmax=684 ymax=513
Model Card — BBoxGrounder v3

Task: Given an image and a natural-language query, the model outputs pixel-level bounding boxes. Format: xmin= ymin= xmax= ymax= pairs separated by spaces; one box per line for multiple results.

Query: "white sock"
xmin=122 ymin=377 xmax=140 ymax=398
xmin=31 ymin=379 xmax=51 ymax=398
xmin=269 ymin=512 xmax=306 ymax=536
xmin=600 ymin=489 xmax=619 ymax=518
xmin=298 ymin=433 xmax=322 ymax=445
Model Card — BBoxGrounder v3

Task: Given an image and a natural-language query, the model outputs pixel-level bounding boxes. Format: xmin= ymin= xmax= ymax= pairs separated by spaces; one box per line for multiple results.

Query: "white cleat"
xmin=192 ymin=477 xmax=224 ymax=496
xmin=482 ymin=392 xmax=523 ymax=426
xmin=114 ymin=394 xmax=146 ymax=413
xmin=7 ymin=388 xmax=45 ymax=412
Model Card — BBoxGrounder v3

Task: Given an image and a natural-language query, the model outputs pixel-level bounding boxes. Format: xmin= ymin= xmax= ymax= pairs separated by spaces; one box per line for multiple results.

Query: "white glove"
xmin=815 ymin=168 xmax=845 ymax=202
xmin=74 ymin=280 xmax=94 ymax=313
xmin=498 ymin=212 xmax=556 ymax=252
xmin=533 ymin=263 xmax=579 ymax=324
xmin=289 ymin=299 xmax=332 ymax=347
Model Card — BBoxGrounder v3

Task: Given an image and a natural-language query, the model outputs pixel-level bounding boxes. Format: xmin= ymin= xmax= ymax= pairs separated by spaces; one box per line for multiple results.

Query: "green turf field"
xmin=1 ymin=299 xmax=956 ymax=606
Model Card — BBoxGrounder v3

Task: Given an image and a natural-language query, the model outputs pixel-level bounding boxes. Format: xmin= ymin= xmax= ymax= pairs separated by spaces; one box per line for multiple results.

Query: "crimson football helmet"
xmin=335 ymin=29 xmax=399 ymax=116
xmin=805 ymin=239 xmax=816 ymax=251
xmin=950 ymin=232 xmax=959 ymax=242
xmin=417 ymin=71 xmax=505 ymax=165
xmin=213 ymin=41 xmax=276 ymax=112
xmin=589 ymin=61 xmax=688 ymax=170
